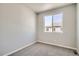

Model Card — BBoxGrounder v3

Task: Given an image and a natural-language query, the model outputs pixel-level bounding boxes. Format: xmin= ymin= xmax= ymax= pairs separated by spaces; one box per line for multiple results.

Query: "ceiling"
xmin=26 ymin=3 xmax=72 ymax=13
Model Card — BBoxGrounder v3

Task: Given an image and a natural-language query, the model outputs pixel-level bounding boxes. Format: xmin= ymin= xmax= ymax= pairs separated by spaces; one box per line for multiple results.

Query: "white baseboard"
xmin=38 ymin=41 xmax=77 ymax=50
xmin=3 ymin=41 xmax=36 ymax=56
xmin=3 ymin=41 xmax=77 ymax=56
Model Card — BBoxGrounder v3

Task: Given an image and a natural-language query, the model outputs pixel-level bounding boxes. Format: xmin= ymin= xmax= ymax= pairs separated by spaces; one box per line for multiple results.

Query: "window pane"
xmin=53 ymin=13 xmax=63 ymax=32
xmin=44 ymin=16 xmax=52 ymax=32
xmin=44 ymin=16 xmax=52 ymax=26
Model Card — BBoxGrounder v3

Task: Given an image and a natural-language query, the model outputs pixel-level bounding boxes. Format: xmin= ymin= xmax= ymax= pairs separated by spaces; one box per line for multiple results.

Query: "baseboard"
xmin=38 ymin=41 xmax=77 ymax=51
xmin=3 ymin=41 xmax=77 ymax=56
xmin=3 ymin=41 xmax=36 ymax=56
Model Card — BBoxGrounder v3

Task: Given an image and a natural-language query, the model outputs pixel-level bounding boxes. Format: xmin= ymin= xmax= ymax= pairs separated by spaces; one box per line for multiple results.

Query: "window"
xmin=44 ymin=16 xmax=52 ymax=32
xmin=44 ymin=13 xmax=63 ymax=32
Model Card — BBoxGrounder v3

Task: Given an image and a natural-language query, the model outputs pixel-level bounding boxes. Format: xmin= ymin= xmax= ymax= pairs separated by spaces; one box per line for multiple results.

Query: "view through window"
xmin=44 ymin=13 xmax=63 ymax=32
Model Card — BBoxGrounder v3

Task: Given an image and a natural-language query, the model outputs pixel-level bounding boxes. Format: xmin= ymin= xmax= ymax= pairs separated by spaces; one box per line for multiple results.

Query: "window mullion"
xmin=52 ymin=16 xmax=53 ymax=32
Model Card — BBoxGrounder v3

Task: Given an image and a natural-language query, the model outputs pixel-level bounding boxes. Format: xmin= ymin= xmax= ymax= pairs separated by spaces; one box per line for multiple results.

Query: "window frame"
xmin=43 ymin=13 xmax=63 ymax=33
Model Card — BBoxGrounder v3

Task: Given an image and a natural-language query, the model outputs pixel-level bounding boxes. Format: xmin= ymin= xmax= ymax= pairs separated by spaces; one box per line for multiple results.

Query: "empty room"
xmin=0 ymin=3 xmax=79 ymax=56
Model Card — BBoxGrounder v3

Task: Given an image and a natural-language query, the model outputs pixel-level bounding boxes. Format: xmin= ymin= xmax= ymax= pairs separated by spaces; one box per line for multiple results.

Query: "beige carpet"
xmin=10 ymin=42 xmax=77 ymax=56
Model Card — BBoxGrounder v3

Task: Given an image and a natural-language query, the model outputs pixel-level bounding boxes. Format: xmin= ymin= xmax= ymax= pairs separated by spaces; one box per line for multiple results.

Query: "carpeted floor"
xmin=10 ymin=42 xmax=77 ymax=56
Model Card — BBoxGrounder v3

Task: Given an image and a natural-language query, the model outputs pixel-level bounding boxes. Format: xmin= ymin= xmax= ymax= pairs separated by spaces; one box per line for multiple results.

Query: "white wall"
xmin=77 ymin=3 xmax=79 ymax=54
xmin=0 ymin=4 xmax=36 ymax=55
xmin=37 ymin=4 xmax=76 ymax=49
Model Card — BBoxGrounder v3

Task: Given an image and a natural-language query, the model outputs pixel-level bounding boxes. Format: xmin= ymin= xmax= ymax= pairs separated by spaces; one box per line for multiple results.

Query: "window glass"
xmin=53 ymin=13 xmax=63 ymax=32
xmin=44 ymin=13 xmax=63 ymax=33
xmin=44 ymin=16 xmax=52 ymax=32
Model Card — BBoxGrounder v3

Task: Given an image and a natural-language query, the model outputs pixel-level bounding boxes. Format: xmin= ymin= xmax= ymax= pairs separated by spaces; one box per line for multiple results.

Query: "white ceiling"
xmin=26 ymin=3 xmax=72 ymax=13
